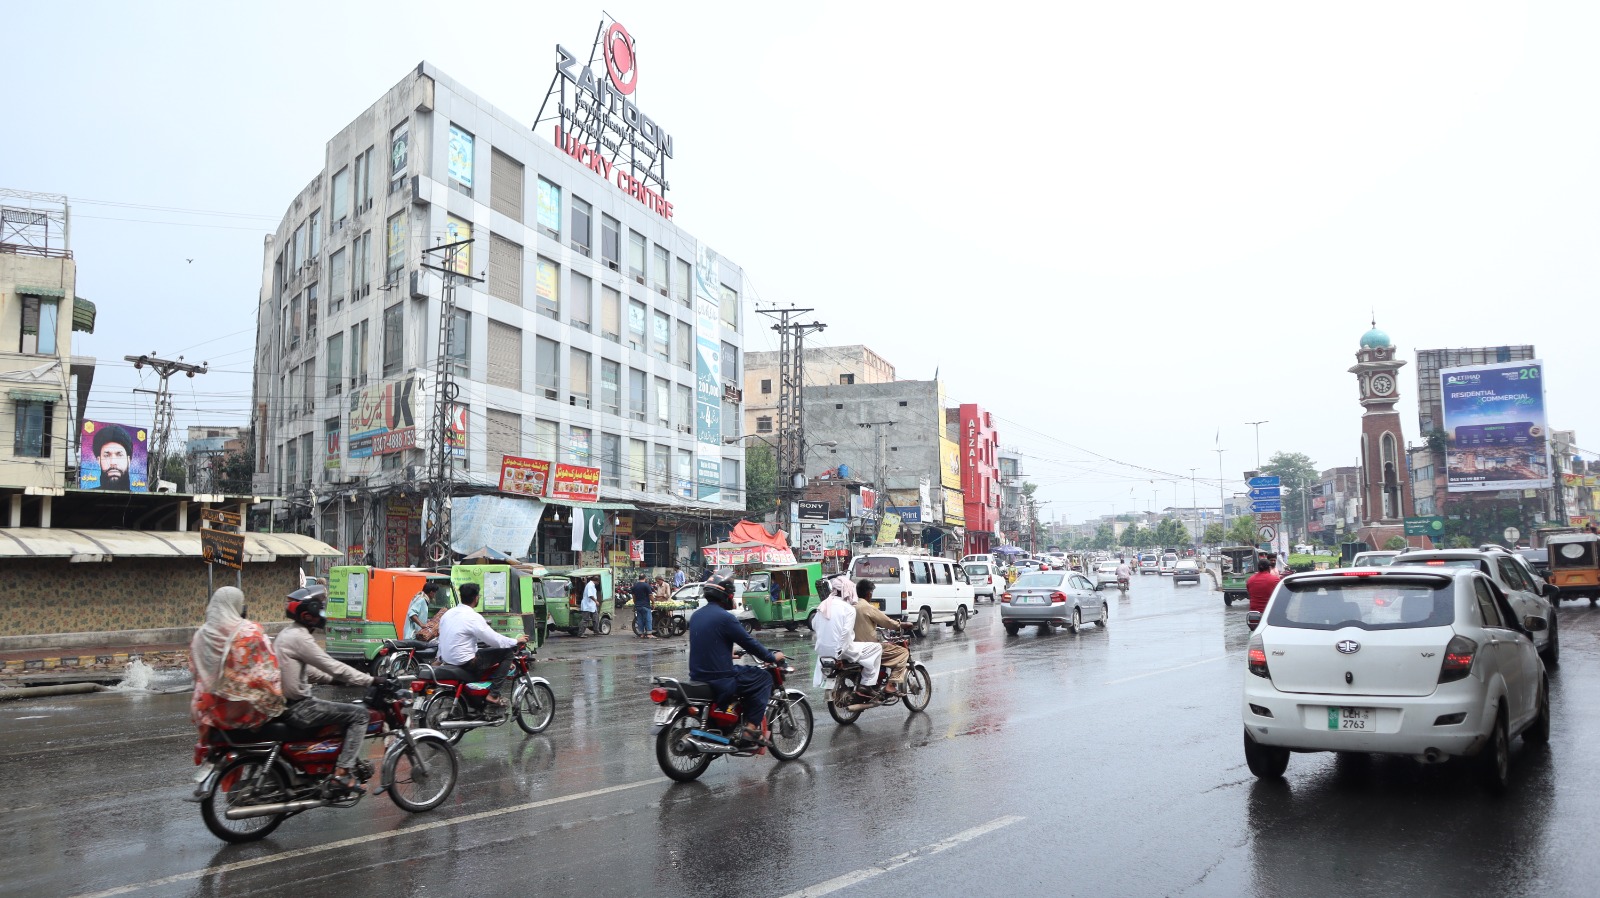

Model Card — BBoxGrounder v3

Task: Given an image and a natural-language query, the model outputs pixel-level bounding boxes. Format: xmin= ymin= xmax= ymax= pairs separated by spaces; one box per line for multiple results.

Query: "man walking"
xmin=631 ymin=573 xmax=656 ymax=639
xmin=580 ymin=577 xmax=599 ymax=638
xmin=672 ymin=565 xmax=686 ymax=589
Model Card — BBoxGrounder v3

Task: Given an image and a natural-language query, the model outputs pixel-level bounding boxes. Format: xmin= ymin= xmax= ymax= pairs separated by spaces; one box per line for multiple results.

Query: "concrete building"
xmin=743 ymin=344 xmax=894 ymax=437
xmin=1312 ymin=466 xmax=1361 ymax=544
xmin=998 ymin=448 xmax=1024 ymax=545
xmin=950 ymin=403 xmax=1000 ymax=555
xmin=185 ymin=425 xmax=249 ymax=494
xmin=251 ymin=63 xmax=750 ymax=568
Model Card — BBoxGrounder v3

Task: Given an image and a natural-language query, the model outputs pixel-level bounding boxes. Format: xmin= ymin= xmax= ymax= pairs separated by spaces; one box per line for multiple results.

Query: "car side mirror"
xmin=1523 ymin=615 xmax=1547 ymax=632
xmin=1246 ymin=611 xmax=1262 ymax=631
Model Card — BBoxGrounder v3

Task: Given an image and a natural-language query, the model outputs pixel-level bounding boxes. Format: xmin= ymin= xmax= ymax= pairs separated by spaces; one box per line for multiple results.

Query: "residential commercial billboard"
xmin=939 ymin=437 xmax=962 ymax=490
xmin=348 ymin=375 xmax=418 ymax=459
xmin=1440 ymin=360 xmax=1551 ymax=492
xmin=79 ymin=420 xmax=149 ymax=492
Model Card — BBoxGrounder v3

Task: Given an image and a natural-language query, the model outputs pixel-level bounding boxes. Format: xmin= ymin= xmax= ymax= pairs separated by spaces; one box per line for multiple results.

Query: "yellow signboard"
xmin=939 ymin=438 xmax=962 ymax=490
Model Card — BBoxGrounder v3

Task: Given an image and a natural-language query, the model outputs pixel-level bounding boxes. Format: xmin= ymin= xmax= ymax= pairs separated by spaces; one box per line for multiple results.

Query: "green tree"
xmin=1226 ymin=515 xmax=1258 ymax=546
xmin=160 ymin=454 xmax=187 ymax=492
xmin=1090 ymin=522 xmax=1117 ymax=551
xmin=1262 ymin=451 xmax=1319 ymax=540
xmin=1154 ymin=516 xmax=1191 ymax=548
xmin=1383 ymin=536 xmax=1409 ymax=550
xmin=215 ymin=447 xmax=256 ymax=495
xmin=744 ymin=443 xmax=777 ymax=516
xmin=1202 ymin=523 xmax=1226 ymax=546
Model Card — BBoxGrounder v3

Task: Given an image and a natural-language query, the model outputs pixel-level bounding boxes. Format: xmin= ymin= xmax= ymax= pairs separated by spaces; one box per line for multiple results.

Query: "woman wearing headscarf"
xmin=190 ymin=586 xmax=286 ymax=740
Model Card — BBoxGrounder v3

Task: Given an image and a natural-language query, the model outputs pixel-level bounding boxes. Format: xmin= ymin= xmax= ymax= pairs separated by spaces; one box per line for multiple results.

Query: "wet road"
xmin=6 ymin=572 xmax=1600 ymax=898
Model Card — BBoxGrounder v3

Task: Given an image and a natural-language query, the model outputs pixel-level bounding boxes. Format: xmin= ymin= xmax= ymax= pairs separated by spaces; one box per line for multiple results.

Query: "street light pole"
xmin=1214 ymin=448 xmax=1227 ymax=534
xmin=1190 ymin=468 xmax=1198 ymax=544
xmin=1245 ymin=420 xmax=1269 ymax=471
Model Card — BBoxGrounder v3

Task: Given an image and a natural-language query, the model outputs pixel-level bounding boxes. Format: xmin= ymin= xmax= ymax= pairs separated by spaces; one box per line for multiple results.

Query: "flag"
xmin=570 ymin=508 xmax=604 ymax=551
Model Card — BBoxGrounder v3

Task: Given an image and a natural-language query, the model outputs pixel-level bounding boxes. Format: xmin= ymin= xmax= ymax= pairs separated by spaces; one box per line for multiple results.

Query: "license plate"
xmin=192 ymin=761 xmax=215 ymax=783
xmin=652 ymin=706 xmax=677 ymax=725
xmin=1018 ymin=595 xmax=1045 ymax=605
xmin=1327 ymin=707 xmax=1374 ymax=730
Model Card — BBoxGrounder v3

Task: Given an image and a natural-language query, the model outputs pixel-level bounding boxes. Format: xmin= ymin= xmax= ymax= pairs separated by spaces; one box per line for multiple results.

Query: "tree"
xmin=1090 ymin=523 xmax=1117 ymax=551
xmin=160 ymin=454 xmax=187 ymax=492
xmin=1262 ymin=451 xmax=1320 ymax=540
xmin=214 ymin=447 xmax=256 ymax=496
xmin=744 ymin=443 xmax=777 ymax=517
xmin=1202 ymin=523 xmax=1226 ymax=546
xmin=1154 ymin=516 xmax=1190 ymax=548
xmin=1226 ymin=515 xmax=1258 ymax=546
xmin=1383 ymin=536 xmax=1409 ymax=550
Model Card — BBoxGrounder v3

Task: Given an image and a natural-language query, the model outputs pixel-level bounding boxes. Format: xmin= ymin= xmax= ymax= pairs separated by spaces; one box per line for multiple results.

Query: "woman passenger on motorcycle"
xmin=274 ymin=587 xmax=375 ymax=793
xmin=189 ymin=586 xmax=286 ymax=741
xmin=686 ymin=574 xmax=784 ymax=744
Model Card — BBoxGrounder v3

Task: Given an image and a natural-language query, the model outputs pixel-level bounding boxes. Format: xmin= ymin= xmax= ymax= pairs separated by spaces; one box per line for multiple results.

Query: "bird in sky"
xmin=186 ymin=258 xmax=194 ymax=264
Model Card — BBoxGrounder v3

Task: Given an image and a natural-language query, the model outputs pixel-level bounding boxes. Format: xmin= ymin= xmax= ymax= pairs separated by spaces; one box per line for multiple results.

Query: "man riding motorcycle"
xmin=436 ymin=582 xmax=528 ymax=710
xmin=811 ymin=575 xmax=883 ymax=704
xmin=851 ymin=579 xmax=914 ymax=695
xmin=274 ymin=586 xmax=374 ymax=793
xmin=1115 ymin=560 xmax=1132 ymax=589
xmin=687 ymin=574 xmax=785 ymax=744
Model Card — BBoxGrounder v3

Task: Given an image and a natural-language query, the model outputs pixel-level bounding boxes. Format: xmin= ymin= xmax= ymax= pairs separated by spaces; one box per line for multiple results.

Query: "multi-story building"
xmin=743 ymin=344 xmax=894 ymax=438
xmin=1312 ymin=466 xmax=1361 ymax=544
xmin=185 ymin=425 xmax=249 ymax=494
xmin=998 ymin=449 xmax=1024 ymax=544
xmin=251 ymin=63 xmax=748 ymax=567
xmin=1415 ymin=345 xmax=1536 ymax=435
xmin=949 ymin=403 xmax=1000 ymax=555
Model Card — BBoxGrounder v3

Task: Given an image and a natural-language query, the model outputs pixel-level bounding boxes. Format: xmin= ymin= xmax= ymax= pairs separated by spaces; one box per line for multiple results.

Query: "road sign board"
xmin=1258 ymin=524 xmax=1278 ymax=542
xmin=200 ymin=507 xmax=242 ymax=529
xmin=1403 ymin=516 xmax=1444 ymax=537
xmin=201 ymin=529 xmax=246 ymax=570
xmin=1256 ymin=511 xmax=1283 ymax=524
xmin=1504 ymin=527 xmax=1521 ymax=543
xmin=1251 ymin=499 xmax=1282 ymax=513
xmin=1249 ymin=487 xmax=1282 ymax=500
xmin=1248 ymin=476 xmax=1281 ymax=489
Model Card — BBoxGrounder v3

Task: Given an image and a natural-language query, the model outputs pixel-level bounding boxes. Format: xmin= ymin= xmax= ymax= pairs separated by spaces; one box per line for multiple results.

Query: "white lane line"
xmin=69 ymin=778 xmax=660 ymax=898
xmin=777 ymin=815 xmax=1024 ymax=898
xmin=1102 ymin=654 xmax=1228 ymax=686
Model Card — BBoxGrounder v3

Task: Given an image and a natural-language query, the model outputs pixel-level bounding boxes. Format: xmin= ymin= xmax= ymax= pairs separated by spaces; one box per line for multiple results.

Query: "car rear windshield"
xmin=1552 ymin=541 xmax=1598 ymax=567
xmin=963 ymin=564 xmax=989 ymax=577
xmin=1014 ymin=573 xmax=1067 ymax=589
xmin=853 ymin=557 xmax=901 ymax=583
xmin=1266 ymin=579 xmax=1454 ymax=631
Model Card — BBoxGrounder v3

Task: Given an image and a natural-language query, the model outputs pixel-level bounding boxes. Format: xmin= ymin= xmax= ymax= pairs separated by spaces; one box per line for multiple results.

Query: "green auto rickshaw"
xmin=449 ymin=563 xmax=550 ymax=648
xmin=542 ymin=567 xmax=615 ymax=636
xmin=1219 ymin=546 xmax=1257 ymax=607
xmin=744 ymin=562 xmax=825 ymax=631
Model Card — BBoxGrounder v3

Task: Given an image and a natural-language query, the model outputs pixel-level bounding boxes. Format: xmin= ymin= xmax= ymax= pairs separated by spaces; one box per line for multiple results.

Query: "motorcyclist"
xmin=687 ymin=574 xmax=785 ymax=744
xmin=811 ymin=575 xmax=883 ymax=704
xmin=1115 ymin=559 xmax=1132 ymax=587
xmin=850 ymin=579 xmax=914 ymax=696
xmin=274 ymin=586 xmax=374 ymax=793
xmin=437 ymin=582 xmax=528 ymax=710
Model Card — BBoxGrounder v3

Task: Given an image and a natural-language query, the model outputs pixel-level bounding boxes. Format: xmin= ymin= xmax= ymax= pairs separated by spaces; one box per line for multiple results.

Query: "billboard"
xmin=498 ymin=455 xmax=551 ymax=497
xmin=1440 ymin=360 xmax=1551 ymax=492
xmin=548 ymin=463 xmax=601 ymax=502
xmin=939 ymin=437 xmax=962 ymax=490
xmin=348 ymin=375 xmax=418 ymax=459
xmin=693 ymin=242 xmax=722 ymax=501
xmin=79 ymin=420 xmax=150 ymax=492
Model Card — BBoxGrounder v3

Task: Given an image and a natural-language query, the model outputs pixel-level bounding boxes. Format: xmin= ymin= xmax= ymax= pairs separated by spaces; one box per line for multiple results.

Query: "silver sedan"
xmin=1001 ymin=571 xmax=1109 ymax=635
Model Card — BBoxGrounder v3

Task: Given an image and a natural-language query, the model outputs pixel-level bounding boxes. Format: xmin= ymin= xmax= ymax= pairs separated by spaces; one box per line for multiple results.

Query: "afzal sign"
xmin=548 ymin=20 xmax=676 ymax=220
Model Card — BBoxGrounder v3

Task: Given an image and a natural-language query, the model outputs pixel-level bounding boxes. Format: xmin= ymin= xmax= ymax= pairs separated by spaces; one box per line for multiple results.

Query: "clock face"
xmin=1371 ymin=374 xmax=1395 ymax=397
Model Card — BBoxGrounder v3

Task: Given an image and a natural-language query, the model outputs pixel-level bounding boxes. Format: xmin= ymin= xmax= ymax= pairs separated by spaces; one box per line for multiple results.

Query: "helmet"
xmin=286 ymin=584 xmax=328 ymax=630
xmin=703 ymin=574 xmax=737 ymax=609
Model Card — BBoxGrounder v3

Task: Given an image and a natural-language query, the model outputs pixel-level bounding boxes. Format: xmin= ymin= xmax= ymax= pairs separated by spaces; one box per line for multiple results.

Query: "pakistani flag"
xmin=570 ymin=507 xmax=604 ymax=552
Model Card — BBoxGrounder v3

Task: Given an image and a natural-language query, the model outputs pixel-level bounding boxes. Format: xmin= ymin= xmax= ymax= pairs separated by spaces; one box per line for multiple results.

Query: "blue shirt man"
xmin=688 ymin=595 xmax=783 ymax=738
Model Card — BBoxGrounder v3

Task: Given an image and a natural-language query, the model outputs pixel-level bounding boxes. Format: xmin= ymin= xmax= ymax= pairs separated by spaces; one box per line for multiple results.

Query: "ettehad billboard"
xmin=1440 ymin=360 xmax=1551 ymax=492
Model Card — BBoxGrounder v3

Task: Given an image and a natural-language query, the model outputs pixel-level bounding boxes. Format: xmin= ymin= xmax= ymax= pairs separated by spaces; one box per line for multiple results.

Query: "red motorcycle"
xmin=649 ymin=653 xmax=814 ymax=782
xmin=192 ymin=677 xmax=458 ymax=843
xmin=414 ymin=646 xmax=556 ymax=743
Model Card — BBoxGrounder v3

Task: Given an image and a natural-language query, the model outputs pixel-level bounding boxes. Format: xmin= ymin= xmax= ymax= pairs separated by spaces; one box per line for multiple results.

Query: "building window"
xmin=535 ymin=336 xmax=559 ymax=399
xmin=326 ymin=333 xmax=344 ymax=397
xmin=722 ymin=459 xmax=741 ymax=501
xmin=720 ymin=285 xmax=739 ymax=331
xmin=601 ymin=286 xmax=622 ymax=342
xmin=448 ymin=309 xmax=470 ymax=379
xmin=329 ymin=248 xmax=346 ymax=311
xmin=653 ymin=244 xmax=670 ymax=295
xmin=676 ymin=384 xmax=693 ymax=432
xmin=840 ymin=373 xmax=855 ymax=385
xmin=601 ymin=433 xmax=622 ymax=487
xmin=291 ymin=223 xmax=306 ymax=272
xmin=653 ymin=444 xmax=672 ymax=493
xmin=674 ymin=258 xmax=691 ymax=307
xmin=628 ymin=368 xmax=647 ymax=422
xmin=760 ymin=379 xmax=772 ymax=394
xmin=570 ymin=348 xmax=591 ymax=408
xmin=303 ymin=363 xmax=315 ymax=412
xmin=381 ymin=303 xmax=404 ymax=376
xmin=488 ymin=233 xmax=523 ymax=305
xmin=285 ymin=440 xmax=298 ymax=488
xmin=353 ymin=231 xmax=372 ymax=294
xmin=570 ymin=272 xmax=593 ymax=331
xmin=628 ymin=438 xmax=648 ymax=490
xmin=655 ymin=377 xmax=670 ymax=428
xmin=448 ymin=125 xmax=474 ymax=193
xmin=570 ymin=196 xmax=592 ymax=255
xmin=601 ymin=359 xmax=621 ymax=416
xmin=386 ymin=212 xmax=407 ymax=281
xmin=534 ymin=418 xmax=558 ymax=458
xmin=676 ymin=320 xmax=692 ymax=370
xmin=325 ymin=416 xmax=341 ymax=466
xmin=487 ymin=408 xmax=521 ymax=470
xmin=350 ymin=320 xmax=369 ymax=388
xmin=720 ymin=341 xmax=738 ymax=383
xmin=722 ymin=399 xmax=739 ymax=438
xmin=12 ymin=400 xmax=53 ymax=458
xmin=288 ymin=294 xmax=302 ymax=350
xmin=628 ymin=230 xmax=647 ymax=283
xmin=601 ymin=214 xmax=621 ymax=271
xmin=445 ymin=216 xmax=472 ymax=275
xmin=17 ymin=296 xmax=59 ymax=355
xmin=390 ymin=121 xmax=409 ymax=183
xmin=757 ymin=416 xmax=773 ymax=433
xmin=490 ymin=149 xmax=523 ymax=220
xmin=535 ymin=257 xmax=560 ymax=319
xmin=305 ymin=283 xmax=318 ymax=339
xmin=308 ymin=209 xmax=321 ymax=258
xmin=627 ymin=299 xmax=647 ymax=351
xmin=652 ymin=310 xmax=671 ymax=361
xmin=331 ymin=166 xmax=350 ymax=223
xmin=566 ymin=425 xmax=591 ymax=466
xmin=488 ymin=321 xmax=524 ymax=392
xmin=353 ymin=146 xmax=375 ymax=211
xmin=676 ymin=448 xmax=693 ymax=497
xmin=536 ymin=177 xmax=561 ymax=238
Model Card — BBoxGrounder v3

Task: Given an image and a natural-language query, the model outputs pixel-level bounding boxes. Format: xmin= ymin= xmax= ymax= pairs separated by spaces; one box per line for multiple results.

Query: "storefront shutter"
xmin=490 ymin=150 xmax=524 ymax=221
xmin=487 ymin=408 xmax=522 ymax=473
xmin=487 ymin=321 xmax=522 ymax=391
xmin=488 ymin=233 xmax=523 ymax=304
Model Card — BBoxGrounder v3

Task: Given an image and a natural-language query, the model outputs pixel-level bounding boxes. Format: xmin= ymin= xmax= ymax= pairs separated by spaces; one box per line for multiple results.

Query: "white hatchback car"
xmin=962 ymin=561 xmax=1004 ymax=603
xmin=1242 ymin=567 xmax=1549 ymax=791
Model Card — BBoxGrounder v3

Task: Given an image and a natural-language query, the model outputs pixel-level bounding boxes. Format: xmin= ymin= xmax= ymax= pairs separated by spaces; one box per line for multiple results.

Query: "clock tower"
xmin=1348 ymin=322 xmax=1415 ymax=546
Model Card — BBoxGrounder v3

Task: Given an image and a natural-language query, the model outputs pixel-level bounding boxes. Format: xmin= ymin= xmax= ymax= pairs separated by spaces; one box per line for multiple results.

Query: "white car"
xmin=1242 ymin=567 xmax=1549 ymax=790
xmin=963 ymin=561 xmax=1005 ymax=603
xmin=1159 ymin=553 xmax=1179 ymax=575
xmin=1092 ymin=562 xmax=1122 ymax=590
xmin=674 ymin=583 xmax=757 ymax=630
xmin=1392 ymin=550 xmax=1558 ymax=665
xmin=850 ymin=553 xmax=977 ymax=634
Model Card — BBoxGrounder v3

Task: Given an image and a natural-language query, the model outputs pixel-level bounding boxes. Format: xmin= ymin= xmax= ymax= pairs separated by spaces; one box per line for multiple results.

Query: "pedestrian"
xmin=580 ymin=577 xmax=599 ymax=637
xmin=189 ymin=586 xmax=287 ymax=740
xmin=672 ymin=565 xmax=686 ymax=589
xmin=631 ymin=573 xmax=656 ymax=639
xmin=405 ymin=581 xmax=439 ymax=640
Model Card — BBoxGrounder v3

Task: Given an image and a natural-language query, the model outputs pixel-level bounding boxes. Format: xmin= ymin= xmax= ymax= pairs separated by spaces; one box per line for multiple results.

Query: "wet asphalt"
xmin=5 ymin=572 xmax=1600 ymax=898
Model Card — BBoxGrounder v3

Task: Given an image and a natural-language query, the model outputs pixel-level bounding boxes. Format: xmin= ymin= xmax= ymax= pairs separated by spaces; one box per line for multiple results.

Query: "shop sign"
xmin=549 ymin=463 xmax=601 ymax=502
xmin=499 ymin=455 xmax=551 ymax=497
xmin=798 ymin=500 xmax=830 ymax=522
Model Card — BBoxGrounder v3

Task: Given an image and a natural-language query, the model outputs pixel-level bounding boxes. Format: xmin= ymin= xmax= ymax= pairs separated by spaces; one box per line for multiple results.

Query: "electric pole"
xmin=126 ymin=353 xmax=208 ymax=490
xmin=419 ymin=238 xmax=480 ymax=565
xmin=856 ymin=420 xmax=896 ymax=545
xmin=758 ymin=306 xmax=826 ymax=539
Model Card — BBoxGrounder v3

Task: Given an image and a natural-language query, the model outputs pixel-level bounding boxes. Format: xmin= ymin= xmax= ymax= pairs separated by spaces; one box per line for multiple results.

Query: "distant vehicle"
xmin=1000 ymin=571 xmax=1108 ymax=636
xmin=1243 ymin=567 xmax=1549 ymax=790
xmin=1350 ymin=551 xmax=1400 ymax=567
xmin=1092 ymin=562 xmax=1121 ymax=590
xmin=963 ymin=561 xmax=1005 ymax=603
xmin=1172 ymin=559 xmax=1201 ymax=584
xmin=1160 ymin=553 xmax=1179 ymax=575
xmin=961 ymin=553 xmax=997 ymax=568
xmin=1392 ymin=550 xmax=1558 ymax=665
xmin=1139 ymin=553 xmax=1159 ymax=575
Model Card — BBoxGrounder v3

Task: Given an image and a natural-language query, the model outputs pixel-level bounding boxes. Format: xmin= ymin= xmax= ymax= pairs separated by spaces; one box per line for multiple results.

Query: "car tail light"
xmin=1247 ymin=635 xmax=1270 ymax=678
xmin=1340 ymin=571 xmax=1380 ymax=577
xmin=1050 ymin=591 xmax=1067 ymax=603
xmin=1438 ymin=635 xmax=1477 ymax=683
xmin=1001 ymin=592 xmax=1012 ymax=604
xmin=376 ymin=645 xmax=390 ymax=657
xmin=650 ymin=687 xmax=669 ymax=704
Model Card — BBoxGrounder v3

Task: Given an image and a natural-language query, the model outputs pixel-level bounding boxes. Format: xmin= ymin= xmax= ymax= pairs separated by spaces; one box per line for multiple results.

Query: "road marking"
xmin=777 ymin=815 xmax=1024 ymax=898
xmin=1102 ymin=655 xmax=1228 ymax=686
xmin=69 ymin=778 xmax=661 ymax=898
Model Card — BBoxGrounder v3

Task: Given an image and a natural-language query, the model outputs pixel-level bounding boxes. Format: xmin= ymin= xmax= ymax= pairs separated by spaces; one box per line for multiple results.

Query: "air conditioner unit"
xmin=409 ymin=270 xmax=428 ymax=299
xmin=634 ymin=275 xmax=645 ymax=285
xmin=607 ymin=261 xmax=619 ymax=271
xmin=410 ymin=175 xmax=427 ymax=206
xmin=570 ymin=396 xmax=591 ymax=408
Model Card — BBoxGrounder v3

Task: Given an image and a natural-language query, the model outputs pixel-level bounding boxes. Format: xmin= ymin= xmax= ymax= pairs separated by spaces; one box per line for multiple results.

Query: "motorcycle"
xmin=823 ymin=628 xmax=933 ymax=725
xmin=649 ymin=653 xmax=814 ymax=782
xmin=192 ymin=677 xmax=458 ymax=843
xmin=372 ymin=637 xmax=437 ymax=678
xmin=1117 ymin=576 xmax=1130 ymax=592
xmin=414 ymin=646 xmax=556 ymax=744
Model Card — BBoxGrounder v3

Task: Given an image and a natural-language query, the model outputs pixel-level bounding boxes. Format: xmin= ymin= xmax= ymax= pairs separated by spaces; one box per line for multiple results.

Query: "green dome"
xmin=1360 ymin=326 xmax=1392 ymax=350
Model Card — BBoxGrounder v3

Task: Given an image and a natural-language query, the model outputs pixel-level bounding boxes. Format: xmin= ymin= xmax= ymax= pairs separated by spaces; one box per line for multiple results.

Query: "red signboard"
xmin=1256 ymin=511 xmax=1283 ymax=524
xmin=499 ymin=455 xmax=552 ymax=497
xmin=548 ymin=463 xmax=601 ymax=502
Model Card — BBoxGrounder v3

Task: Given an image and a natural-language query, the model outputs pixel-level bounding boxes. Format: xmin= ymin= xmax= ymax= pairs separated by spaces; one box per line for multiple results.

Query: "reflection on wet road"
xmin=5 ymin=572 xmax=1600 ymax=897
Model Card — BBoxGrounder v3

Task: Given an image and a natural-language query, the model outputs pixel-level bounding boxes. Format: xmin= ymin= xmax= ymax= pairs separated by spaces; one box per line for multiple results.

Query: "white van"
xmin=850 ymin=552 xmax=977 ymax=634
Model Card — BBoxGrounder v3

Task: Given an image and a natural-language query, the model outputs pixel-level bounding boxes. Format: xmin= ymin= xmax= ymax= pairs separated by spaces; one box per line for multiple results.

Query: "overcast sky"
xmin=6 ymin=1 xmax=1595 ymax=523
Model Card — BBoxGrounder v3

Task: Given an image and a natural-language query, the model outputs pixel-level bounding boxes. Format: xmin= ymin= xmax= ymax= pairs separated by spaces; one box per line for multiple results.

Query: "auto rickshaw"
xmin=542 ymin=567 xmax=615 ymax=636
xmin=744 ymin=562 xmax=825 ymax=631
xmin=1219 ymin=546 xmax=1258 ymax=607
xmin=1545 ymin=532 xmax=1600 ymax=605
xmin=325 ymin=566 xmax=455 ymax=668
xmin=449 ymin=562 xmax=550 ymax=647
